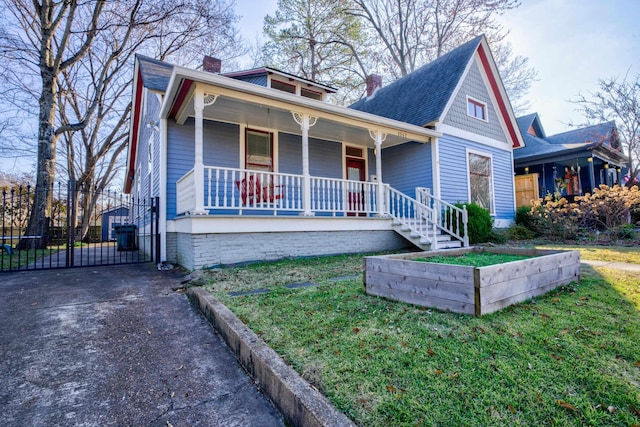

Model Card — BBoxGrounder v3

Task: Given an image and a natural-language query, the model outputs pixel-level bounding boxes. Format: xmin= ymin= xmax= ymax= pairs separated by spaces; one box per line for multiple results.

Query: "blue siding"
xmin=278 ymin=132 xmax=342 ymax=178
xmin=438 ymin=134 xmax=515 ymax=220
xmin=135 ymin=90 xmax=162 ymax=214
xmin=232 ymin=74 xmax=268 ymax=87
xmin=166 ymin=118 xmax=240 ymax=219
xmin=381 ymin=142 xmax=433 ymax=198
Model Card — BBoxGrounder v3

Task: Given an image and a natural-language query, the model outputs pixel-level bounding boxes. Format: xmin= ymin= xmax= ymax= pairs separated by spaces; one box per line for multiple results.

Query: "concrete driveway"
xmin=0 ymin=263 xmax=284 ymax=426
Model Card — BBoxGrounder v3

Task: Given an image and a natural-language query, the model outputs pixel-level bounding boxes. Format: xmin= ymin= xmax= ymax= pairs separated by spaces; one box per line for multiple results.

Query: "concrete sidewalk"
xmin=581 ymin=259 xmax=640 ymax=273
xmin=0 ymin=263 xmax=284 ymax=426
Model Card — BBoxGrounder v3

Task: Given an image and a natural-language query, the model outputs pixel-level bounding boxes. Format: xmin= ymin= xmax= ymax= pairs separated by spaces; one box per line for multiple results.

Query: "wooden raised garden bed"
xmin=364 ymin=247 xmax=581 ymax=316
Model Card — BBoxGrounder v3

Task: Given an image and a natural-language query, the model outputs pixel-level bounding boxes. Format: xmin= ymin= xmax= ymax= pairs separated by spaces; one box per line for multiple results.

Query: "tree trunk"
xmin=16 ymin=72 xmax=58 ymax=250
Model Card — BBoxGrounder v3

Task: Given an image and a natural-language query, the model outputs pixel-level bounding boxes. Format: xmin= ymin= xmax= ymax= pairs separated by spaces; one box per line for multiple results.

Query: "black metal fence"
xmin=1 ymin=181 xmax=159 ymax=272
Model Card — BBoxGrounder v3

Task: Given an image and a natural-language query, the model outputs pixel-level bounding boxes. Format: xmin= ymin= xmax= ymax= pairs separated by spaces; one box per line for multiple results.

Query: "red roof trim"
xmin=169 ymin=79 xmax=194 ymax=119
xmin=124 ymin=68 xmax=144 ymax=193
xmin=477 ymin=44 xmax=522 ymax=149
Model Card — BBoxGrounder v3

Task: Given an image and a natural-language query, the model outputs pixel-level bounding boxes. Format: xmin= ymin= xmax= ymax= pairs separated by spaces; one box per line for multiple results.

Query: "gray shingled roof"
xmin=546 ymin=121 xmax=616 ymax=146
xmin=514 ymin=116 xmax=619 ymax=161
xmin=349 ymin=35 xmax=483 ymax=126
xmin=137 ymin=54 xmax=173 ymax=92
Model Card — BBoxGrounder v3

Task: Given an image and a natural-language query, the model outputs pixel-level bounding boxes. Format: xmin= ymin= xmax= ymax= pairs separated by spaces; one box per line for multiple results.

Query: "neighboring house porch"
xmin=514 ymin=114 xmax=627 ymax=205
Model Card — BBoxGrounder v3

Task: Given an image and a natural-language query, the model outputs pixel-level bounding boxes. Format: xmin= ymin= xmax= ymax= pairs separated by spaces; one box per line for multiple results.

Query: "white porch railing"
xmin=176 ymin=169 xmax=196 ymax=214
xmin=176 ymin=166 xmax=380 ymax=216
xmin=416 ymin=187 xmax=469 ymax=247
xmin=175 ymin=166 xmax=468 ymax=248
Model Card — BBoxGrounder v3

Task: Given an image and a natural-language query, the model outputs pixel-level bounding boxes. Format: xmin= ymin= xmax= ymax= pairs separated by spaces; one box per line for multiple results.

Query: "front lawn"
xmin=204 ymin=247 xmax=640 ymax=426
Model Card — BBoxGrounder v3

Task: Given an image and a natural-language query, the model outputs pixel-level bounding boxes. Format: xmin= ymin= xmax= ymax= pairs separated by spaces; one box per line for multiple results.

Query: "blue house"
xmin=514 ymin=113 xmax=626 ymax=201
xmin=125 ymin=35 xmax=523 ymax=269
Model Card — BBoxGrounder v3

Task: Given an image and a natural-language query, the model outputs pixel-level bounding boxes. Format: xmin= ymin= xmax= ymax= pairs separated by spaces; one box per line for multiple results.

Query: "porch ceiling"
xmin=197 ymin=96 xmax=418 ymax=148
xmin=161 ymin=68 xmax=440 ymax=149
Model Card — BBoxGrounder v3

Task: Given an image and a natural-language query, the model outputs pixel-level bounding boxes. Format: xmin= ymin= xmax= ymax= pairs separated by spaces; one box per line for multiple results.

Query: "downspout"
xmin=431 ymin=136 xmax=441 ymax=199
xmin=159 ymin=115 xmax=167 ymax=262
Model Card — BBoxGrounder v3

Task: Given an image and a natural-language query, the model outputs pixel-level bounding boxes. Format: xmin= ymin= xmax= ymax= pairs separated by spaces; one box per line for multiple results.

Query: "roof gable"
xmin=349 ymin=35 xmax=523 ymax=149
xmin=136 ymin=54 xmax=173 ymax=92
xmin=513 ymin=115 xmax=625 ymax=163
xmin=516 ymin=113 xmax=546 ymax=138
xmin=349 ymin=36 xmax=482 ymax=126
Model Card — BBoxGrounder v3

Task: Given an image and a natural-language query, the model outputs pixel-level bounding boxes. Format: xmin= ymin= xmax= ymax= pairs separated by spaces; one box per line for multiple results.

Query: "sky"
xmin=4 ymin=0 xmax=637 ymax=175
xmin=235 ymin=0 xmax=640 ymax=136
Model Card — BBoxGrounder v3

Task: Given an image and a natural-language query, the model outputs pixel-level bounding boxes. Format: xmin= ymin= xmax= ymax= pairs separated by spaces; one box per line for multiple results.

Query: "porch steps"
xmin=392 ymin=221 xmax=462 ymax=251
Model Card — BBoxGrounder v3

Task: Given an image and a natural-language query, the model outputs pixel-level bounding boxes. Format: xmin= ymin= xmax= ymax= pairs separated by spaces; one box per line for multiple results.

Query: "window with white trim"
xmin=245 ymin=129 xmax=273 ymax=171
xmin=467 ymin=97 xmax=487 ymax=121
xmin=468 ymin=151 xmax=494 ymax=213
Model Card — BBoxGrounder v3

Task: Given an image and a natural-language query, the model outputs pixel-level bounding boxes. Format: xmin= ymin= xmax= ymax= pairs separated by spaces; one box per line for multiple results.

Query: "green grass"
xmin=537 ymin=244 xmax=640 ymax=265
xmin=414 ymin=252 xmax=531 ymax=267
xmin=0 ymin=248 xmax=61 ymax=271
xmin=204 ymin=248 xmax=640 ymax=426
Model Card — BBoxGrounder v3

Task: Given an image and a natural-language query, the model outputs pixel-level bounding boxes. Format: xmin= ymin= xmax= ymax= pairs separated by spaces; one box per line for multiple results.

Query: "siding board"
xmin=438 ymin=134 xmax=514 ymax=220
xmin=443 ymin=60 xmax=506 ymax=142
xmin=381 ymin=142 xmax=432 ymax=197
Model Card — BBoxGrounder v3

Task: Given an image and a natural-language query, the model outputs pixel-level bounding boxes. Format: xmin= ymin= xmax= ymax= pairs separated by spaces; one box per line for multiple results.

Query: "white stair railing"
xmin=386 ymin=185 xmax=438 ymax=249
xmin=416 ymin=187 xmax=469 ymax=247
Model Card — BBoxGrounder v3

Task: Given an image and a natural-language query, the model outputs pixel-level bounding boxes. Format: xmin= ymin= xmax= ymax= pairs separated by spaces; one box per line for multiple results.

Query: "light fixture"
xmin=146 ymin=119 xmax=159 ymax=132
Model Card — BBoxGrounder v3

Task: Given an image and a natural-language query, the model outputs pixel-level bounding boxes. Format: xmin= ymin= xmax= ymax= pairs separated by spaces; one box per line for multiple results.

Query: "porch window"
xmin=467 ymin=97 xmax=487 ymax=121
xmin=468 ymin=151 xmax=494 ymax=213
xmin=246 ymin=129 xmax=273 ymax=171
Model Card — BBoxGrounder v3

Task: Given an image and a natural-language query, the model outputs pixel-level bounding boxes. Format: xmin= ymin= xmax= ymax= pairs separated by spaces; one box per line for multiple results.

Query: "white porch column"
xmin=192 ymin=89 xmax=218 ymax=215
xmin=369 ymin=130 xmax=387 ymax=216
xmin=292 ymin=112 xmax=318 ymax=216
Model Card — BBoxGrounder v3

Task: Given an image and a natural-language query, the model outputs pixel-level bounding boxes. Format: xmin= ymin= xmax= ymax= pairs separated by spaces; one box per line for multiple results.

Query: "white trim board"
xmin=437 ymin=124 xmax=511 ymax=151
xmin=166 ymin=215 xmax=394 ymax=234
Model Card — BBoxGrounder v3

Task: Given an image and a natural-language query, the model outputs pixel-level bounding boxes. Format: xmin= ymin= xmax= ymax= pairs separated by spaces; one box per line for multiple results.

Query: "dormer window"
xmin=467 ymin=97 xmax=487 ymax=121
xmin=271 ymin=79 xmax=296 ymax=95
xmin=301 ymin=87 xmax=322 ymax=100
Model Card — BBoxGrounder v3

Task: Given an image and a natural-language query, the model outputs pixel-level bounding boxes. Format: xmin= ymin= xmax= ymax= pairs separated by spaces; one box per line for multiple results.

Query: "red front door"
xmin=346 ymin=158 xmax=366 ymax=216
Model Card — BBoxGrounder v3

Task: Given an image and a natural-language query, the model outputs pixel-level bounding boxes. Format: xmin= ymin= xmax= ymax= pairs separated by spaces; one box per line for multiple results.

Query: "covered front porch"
xmin=159 ymin=66 xmax=466 ymax=267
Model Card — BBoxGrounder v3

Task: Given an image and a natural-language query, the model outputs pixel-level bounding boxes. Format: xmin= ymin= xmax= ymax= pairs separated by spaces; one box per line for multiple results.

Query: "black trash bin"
xmin=114 ymin=224 xmax=137 ymax=251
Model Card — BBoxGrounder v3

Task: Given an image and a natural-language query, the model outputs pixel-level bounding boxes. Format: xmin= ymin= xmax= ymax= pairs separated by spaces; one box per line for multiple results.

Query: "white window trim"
xmin=341 ymin=143 xmax=369 ymax=181
xmin=466 ymin=96 xmax=488 ymax=122
xmin=239 ymin=124 xmax=279 ymax=172
xmin=466 ymin=148 xmax=495 ymax=215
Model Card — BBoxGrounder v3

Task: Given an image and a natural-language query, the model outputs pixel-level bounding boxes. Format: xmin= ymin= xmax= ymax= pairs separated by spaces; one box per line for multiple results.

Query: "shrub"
xmin=529 ymin=195 xmax=580 ymax=241
xmin=455 ymin=202 xmax=493 ymax=244
xmin=576 ymin=184 xmax=640 ymax=231
xmin=515 ymin=205 xmax=536 ymax=231
xmin=505 ymin=224 xmax=537 ymax=241
xmin=526 ymin=185 xmax=640 ymax=243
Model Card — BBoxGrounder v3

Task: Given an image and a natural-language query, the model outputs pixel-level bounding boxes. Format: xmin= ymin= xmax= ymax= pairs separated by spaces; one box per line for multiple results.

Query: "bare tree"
xmin=491 ymin=41 xmax=538 ymax=114
xmin=571 ymin=73 xmax=640 ymax=187
xmin=264 ymin=0 xmax=536 ymax=107
xmin=263 ymin=0 xmax=368 ymax=103
xmin=0 ymin=0 xmax=243 ymax=248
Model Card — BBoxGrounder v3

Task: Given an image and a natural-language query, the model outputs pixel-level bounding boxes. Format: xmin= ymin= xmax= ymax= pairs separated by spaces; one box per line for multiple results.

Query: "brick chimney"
xmin=366 ymin=74 xmax=383 ymax=97
xmin=203 ymin=56 xmax=222 ymax=73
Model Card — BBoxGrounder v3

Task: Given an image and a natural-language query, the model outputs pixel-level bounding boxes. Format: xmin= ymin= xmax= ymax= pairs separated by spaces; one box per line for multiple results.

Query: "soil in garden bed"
xmin=413 ymin=252 xmax=532 ymax=267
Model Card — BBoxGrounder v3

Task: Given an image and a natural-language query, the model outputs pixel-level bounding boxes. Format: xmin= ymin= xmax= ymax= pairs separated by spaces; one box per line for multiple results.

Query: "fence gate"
xmin=1 ymin=181 xmax=159 ymax=272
